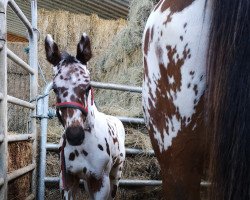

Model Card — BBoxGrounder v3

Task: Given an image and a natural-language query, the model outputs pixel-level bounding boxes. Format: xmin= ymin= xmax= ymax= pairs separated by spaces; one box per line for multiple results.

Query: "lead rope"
xmin=60 ymin=134 xmax=67 ymax=190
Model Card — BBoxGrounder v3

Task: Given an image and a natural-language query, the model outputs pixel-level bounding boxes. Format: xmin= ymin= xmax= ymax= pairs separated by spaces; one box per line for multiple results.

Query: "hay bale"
xmin=7 ymin=43 xmax=30 ymax=133
xmin=38 ymin=9 xmax=126 ymax=92
xmin=92 ymin=0 xmax=155 ymax=117
xmin=8 ymin=140 xmax=32 ymax=200
xmin=8 ymin=173 xmax=32 ymax=200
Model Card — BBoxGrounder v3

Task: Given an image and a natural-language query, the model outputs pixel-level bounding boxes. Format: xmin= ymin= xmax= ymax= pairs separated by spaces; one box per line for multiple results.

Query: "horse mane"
xmin=206 ymin=0 xmax=250 ymax=199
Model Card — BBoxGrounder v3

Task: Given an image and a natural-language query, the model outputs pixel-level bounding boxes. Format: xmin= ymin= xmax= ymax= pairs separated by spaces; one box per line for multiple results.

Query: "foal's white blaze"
xmin=143 ymin=0 xmax=211 ymax=152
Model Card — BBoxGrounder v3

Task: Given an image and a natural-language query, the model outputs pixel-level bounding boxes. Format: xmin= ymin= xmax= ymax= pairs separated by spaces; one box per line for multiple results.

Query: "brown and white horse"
xmin=45 ymin=33 xmax=125 ymax=200
xmin=142 ymin=0 xmax=250 ymax=199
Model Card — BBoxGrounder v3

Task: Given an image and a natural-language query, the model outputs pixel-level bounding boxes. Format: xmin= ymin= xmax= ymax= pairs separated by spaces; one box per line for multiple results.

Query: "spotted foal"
xmin=45 ymin=33 xmax=125 ymax=200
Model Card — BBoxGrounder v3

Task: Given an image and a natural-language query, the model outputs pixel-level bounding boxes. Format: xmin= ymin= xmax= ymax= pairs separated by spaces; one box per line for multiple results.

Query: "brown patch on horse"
xmin=149 ymin=96 xmax=206 ymax=200
xmin=68 ymin=109 xmax=74 ymax=118
xmin=105 ymin=138 xmax=110 ymax=156
xmin=58 ymin=87 xmax=67 ymax=93
xmin=63 ymin=91 xmax=68 ymax=98
xmin=144 ymin=28 xmax=150 ymax=55
xmin=161 ymin=0 xmax=195 ymax=13
xmin=147 ymin=43 xmax=191 ymax=144
xmin=113 ymin=160 xmax=123 ymax=169
xmin=88 ymin=176 xmax=103 ymax=193
xmin=154 ymin=0 xmax=164 ymax=11
xmin=151 ymin=26 xmax=155 ymax=41
xmin=161 ymin=0 xmax=194 ymax=24
xmin=144 ymin=57 xmax=149 ymax=80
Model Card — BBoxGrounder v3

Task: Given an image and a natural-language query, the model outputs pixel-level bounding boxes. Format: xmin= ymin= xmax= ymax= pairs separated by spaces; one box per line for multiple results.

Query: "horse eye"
xmin=52 ymin=84 xmax=58 ymax=93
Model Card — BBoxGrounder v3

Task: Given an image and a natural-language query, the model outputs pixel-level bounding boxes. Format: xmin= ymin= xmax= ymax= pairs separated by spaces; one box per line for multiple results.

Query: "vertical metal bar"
xmin=29 ymin=0 xmax=38 ymax=198
xmin=0 ymin=1 xmax=8 ymax=199
xmin=37 ymin=82 xmax=53 ymax=200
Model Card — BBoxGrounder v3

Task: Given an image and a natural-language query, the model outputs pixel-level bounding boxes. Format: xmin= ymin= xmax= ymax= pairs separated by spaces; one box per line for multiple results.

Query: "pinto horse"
xmin=142 ymin=0 xmax=250 ymax=199
xmin=45 ymin=33 xmax=125 ymax=200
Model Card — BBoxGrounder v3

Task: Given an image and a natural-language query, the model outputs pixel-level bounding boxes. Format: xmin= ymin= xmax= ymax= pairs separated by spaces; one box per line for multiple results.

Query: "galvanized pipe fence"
xmin=0 ymin=0 xmax=38 ymax=199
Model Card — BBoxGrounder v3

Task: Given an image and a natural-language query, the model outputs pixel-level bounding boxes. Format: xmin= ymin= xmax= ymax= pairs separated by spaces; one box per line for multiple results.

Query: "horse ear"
xmin=76 ymin=33 xmax=92 ymax=64
xmin=45 ymin=34 xmax=61 ymax=66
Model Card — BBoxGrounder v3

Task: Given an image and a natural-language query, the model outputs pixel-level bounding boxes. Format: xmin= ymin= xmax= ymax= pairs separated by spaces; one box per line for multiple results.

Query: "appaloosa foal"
xmin=45 ymin=33 xmax=125 ymax=200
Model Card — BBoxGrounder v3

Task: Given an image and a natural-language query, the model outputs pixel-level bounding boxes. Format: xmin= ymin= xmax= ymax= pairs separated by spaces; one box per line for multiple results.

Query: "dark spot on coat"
xmin=193 ymin=84 xmax=198 ymax=96
xmin=69 ymin=152 xmax=75 ymax=161
xmin=105 ymin=138 xmax=110 ymax=156
xmin=75 ymin=150 xmax=79 ymax=157
xmin=58 ymin=87 xmax=67 ymax=93
xmin=144 ymin=28 xmax=150 ymax=55
xmin=120 ymin=153 xmax=123 ymax=157
xmin=180 ymin=36 xmax=183 ymax=41
xmin=63 ymin=91 xmax=68 ymax=97
xmin=82 ymin=149 xmax=88 ymax=156
xmin=83 ymin=167 xmax=87 ymax=174
xmin=70 ymin=95 xmax=76 ymax=101
xmin=190 ymin=71 xmax=195 ymax=75
xmin=151 ymin=26 xmax=154 ymax=41
xmin=98 ymin=144 xmax=104 ymax=151
xmin=88 ymin=176 xmax=103 ymax=193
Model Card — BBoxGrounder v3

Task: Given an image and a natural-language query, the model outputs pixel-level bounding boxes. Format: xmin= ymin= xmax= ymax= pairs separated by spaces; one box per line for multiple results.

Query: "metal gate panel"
xmin=0 ymin=0 xmax=38 ymax=199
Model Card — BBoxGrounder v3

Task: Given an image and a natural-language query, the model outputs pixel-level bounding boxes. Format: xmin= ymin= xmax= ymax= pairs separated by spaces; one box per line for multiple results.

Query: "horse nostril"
xmin=65 ymin=126 xmax=85 ymax=146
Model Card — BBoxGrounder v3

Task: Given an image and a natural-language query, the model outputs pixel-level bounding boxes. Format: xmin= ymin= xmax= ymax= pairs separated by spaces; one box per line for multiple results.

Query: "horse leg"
xmin=108 ymin=158 xmax=125 ymax=199
xmin=147 ymin=98 xmax=206 ymax=200
xmin=86 ymin=175 xmax=110 ymax=200
xmin=59 ymin=171 xmax=79 ymax=200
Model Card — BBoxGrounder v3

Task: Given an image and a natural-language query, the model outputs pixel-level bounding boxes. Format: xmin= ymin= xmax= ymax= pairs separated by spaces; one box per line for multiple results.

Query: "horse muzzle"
xmin=65 ymin=126 xmax=85 ymax=146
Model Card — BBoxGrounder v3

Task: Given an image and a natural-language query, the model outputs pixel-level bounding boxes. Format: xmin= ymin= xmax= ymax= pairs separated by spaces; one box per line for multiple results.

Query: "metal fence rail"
xmin=46 ymin=143 xmax=155 ymax=156
xmin=44 ymin=177 xmax=163 ymax=187
xmin=0 ymin=0 xmax=38 ymax=199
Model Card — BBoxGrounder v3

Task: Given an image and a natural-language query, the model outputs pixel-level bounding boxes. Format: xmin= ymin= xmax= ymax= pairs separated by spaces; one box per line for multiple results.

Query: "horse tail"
xmin=207 ymin=0 xmax=250 ymax=199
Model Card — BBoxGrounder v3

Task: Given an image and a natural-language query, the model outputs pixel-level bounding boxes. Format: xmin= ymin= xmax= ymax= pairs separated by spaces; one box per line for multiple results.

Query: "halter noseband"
xmin=55 ymin=86 xmax=94 ymax=118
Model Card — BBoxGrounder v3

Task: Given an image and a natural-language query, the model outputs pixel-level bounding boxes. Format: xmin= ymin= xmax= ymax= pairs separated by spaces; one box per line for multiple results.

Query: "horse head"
xmin=45 ymin=33 xmax=92 ymax=146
